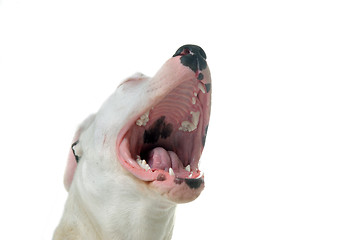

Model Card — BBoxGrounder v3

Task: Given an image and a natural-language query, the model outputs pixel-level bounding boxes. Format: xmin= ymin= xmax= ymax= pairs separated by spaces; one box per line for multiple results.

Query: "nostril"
xmin=181 ymin=48 xmax=192 ymax=56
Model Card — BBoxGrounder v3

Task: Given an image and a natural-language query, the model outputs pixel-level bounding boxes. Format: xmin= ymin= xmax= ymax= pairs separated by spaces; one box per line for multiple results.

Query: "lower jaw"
xmin=118 ymin=138 xmax=205 ymax=203
xmin=149 ymin=175 xmax=205 ymax=203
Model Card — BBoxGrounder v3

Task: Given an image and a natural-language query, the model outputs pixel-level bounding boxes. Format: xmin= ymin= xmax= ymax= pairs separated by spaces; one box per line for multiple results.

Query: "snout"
xmin=173 ymin=44 xmax=208 ymax=80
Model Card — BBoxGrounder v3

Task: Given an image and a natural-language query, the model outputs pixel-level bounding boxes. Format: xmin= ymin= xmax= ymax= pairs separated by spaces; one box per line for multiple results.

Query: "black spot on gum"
xmin=205 ymin=83 xmax=211 ymax=92
xmin=202 ymin=125 xmax=209 ymax=147
xmin=174 ymin=178 xmax=184 ymax=185
xmin=185 ymin=178 xmax=204 ymax=189
xmin=157 ymin=174 xmax=166 ymax=181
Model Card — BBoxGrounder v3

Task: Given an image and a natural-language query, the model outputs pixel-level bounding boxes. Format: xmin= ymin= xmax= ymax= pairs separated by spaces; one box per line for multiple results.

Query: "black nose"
xmin=173 ymin=44 xmax=207 ymax=79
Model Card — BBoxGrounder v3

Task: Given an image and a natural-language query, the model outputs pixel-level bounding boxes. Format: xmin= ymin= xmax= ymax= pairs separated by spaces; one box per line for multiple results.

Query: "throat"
xmin=106 ymin=197 xmax=177 ymax=240
xmin=132 ymin=200 xmax=177 ymax=239
xmin=56 ymin=179 xmax=177 ymax=240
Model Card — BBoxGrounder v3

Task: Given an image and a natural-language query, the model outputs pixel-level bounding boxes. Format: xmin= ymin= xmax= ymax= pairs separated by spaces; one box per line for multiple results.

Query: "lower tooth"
xmin=136 ymin=155 xmax=142 ymax=164
xmin=136 ymin=155 xmax=150 ymax=171
xmin=169 ymin=168 xmax=175 ymax=176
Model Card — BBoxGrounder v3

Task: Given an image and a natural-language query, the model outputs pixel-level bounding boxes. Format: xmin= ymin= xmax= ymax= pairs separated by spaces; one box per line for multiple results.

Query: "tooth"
xmin=185 ymin=165 xmax=191 ymax=172
xmin=136 ymin=155 xmax=142 ymax=164
xmin=142 ymin=163 xmax=150 ymax=171
xmin=196 ymin=171 xmax=204 ymax=179
xmin=190 ymin=111 xmax=200 ymax=128
xmin=192 ymin=97 xmax=196 ymax=104
xmin=194 ymin=92 xmax=197 ymax=97
xmin=188 ymin=172 xmax=193 ymax=178
xmin=142 ymin=160 xmax=150 ymax=171
xmin=136 ymin=156 xmax=150 ymax=171
xmin=198 ymin=83 xmax=206 ymax=93
xmin=179 ymin=121 xmax=195 ymax=132
xmin=169 ymin=167 xmax=175 ymax=176
xmin=179 ymin=111 xmax=200 ymax=132
xmin=135 ymin=110 xmax=150 ymax=126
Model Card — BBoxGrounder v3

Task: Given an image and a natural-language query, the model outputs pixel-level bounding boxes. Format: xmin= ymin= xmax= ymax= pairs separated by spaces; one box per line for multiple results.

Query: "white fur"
xmin=54 ymin=54 xmax=210 ymax=239
xmin=54 ymin=74 xmax=177 ymax=240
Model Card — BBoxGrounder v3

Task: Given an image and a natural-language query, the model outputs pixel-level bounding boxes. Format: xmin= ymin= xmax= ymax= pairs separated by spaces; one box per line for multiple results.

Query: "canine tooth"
xmin=185 ymin=165 xmax=191 ymax=172
xmin=135 ymin=110 xmax=149 ymax=126
xmin=198 ymin=83 xmax=206 ymax=93
xmin=169 ymin=167 xmax=175 ymax=176
xmin=192 ymin=97 xmax=196 ymax=104
xmin=194 ymin=92 xmax=197 ymax=97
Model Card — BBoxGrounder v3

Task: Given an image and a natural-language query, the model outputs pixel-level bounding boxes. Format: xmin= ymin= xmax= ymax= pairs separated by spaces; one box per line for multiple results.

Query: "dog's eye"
xmin=71 ymin=140 xmax=81 ymax=163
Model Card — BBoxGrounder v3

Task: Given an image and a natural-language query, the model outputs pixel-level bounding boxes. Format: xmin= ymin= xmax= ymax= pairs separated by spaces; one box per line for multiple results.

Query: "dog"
xmin=53 ymin=45 xmax=212 ymax=240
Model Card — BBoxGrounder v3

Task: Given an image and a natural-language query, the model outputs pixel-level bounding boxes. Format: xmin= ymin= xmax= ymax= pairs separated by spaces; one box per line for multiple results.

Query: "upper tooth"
xmin=136 ymin=110 xmax=150 ymax=126
xmin=185 ymin=165 xmax=191 ymax=172
xmin=169 ymin=167 xmax=175 ymax=176
xmin=179 ymin=111 xmax=200 ymax=132
xmin=191 ymin=111 xmax=200 ymax=128
xmin=192 ymin=97 xmax=196 ymax=104
xmin=179 ymin=121 xmax=195 ymax=132
xmin=198 ymin=83 xmax=206 ymax=93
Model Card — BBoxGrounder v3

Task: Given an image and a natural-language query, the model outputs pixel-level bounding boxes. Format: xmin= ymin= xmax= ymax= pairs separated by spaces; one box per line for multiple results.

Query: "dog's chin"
xmin=149 ymin=177 xmax=205 ymax=203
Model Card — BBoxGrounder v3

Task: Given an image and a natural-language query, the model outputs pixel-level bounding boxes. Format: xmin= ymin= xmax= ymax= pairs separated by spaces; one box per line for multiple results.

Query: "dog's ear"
xmin=64 ymin=114 xmax=96 ymax=191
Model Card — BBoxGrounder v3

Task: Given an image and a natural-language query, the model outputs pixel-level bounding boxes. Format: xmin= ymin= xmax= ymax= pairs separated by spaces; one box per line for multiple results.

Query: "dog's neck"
xmin=54 ymin=165 xmax=177 ymax=240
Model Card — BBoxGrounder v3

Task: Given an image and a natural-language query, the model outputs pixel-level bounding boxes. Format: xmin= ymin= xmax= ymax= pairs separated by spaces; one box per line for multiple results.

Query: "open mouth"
xmin=117 ymin=75 xmax=210 ymax=188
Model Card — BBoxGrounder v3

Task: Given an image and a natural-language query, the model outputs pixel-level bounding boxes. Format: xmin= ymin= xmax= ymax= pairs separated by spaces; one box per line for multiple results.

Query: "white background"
xmin=1 ymin=0 xmax=359 ymax=239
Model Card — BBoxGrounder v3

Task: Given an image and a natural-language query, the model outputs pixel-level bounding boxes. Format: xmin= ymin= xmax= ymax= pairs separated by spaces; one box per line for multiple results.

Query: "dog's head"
xmin=64 ymin=45 xmax=211 ymax=204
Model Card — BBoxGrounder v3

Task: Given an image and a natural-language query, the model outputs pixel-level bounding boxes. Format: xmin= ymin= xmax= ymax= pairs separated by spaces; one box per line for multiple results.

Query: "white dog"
xmin=53 ymin=45 xmax=212 ymax=240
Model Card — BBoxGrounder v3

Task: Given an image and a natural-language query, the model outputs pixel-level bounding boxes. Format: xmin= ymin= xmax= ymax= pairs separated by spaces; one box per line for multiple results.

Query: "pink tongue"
xmin=147 ymin=147 xmax=184 ymax=171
